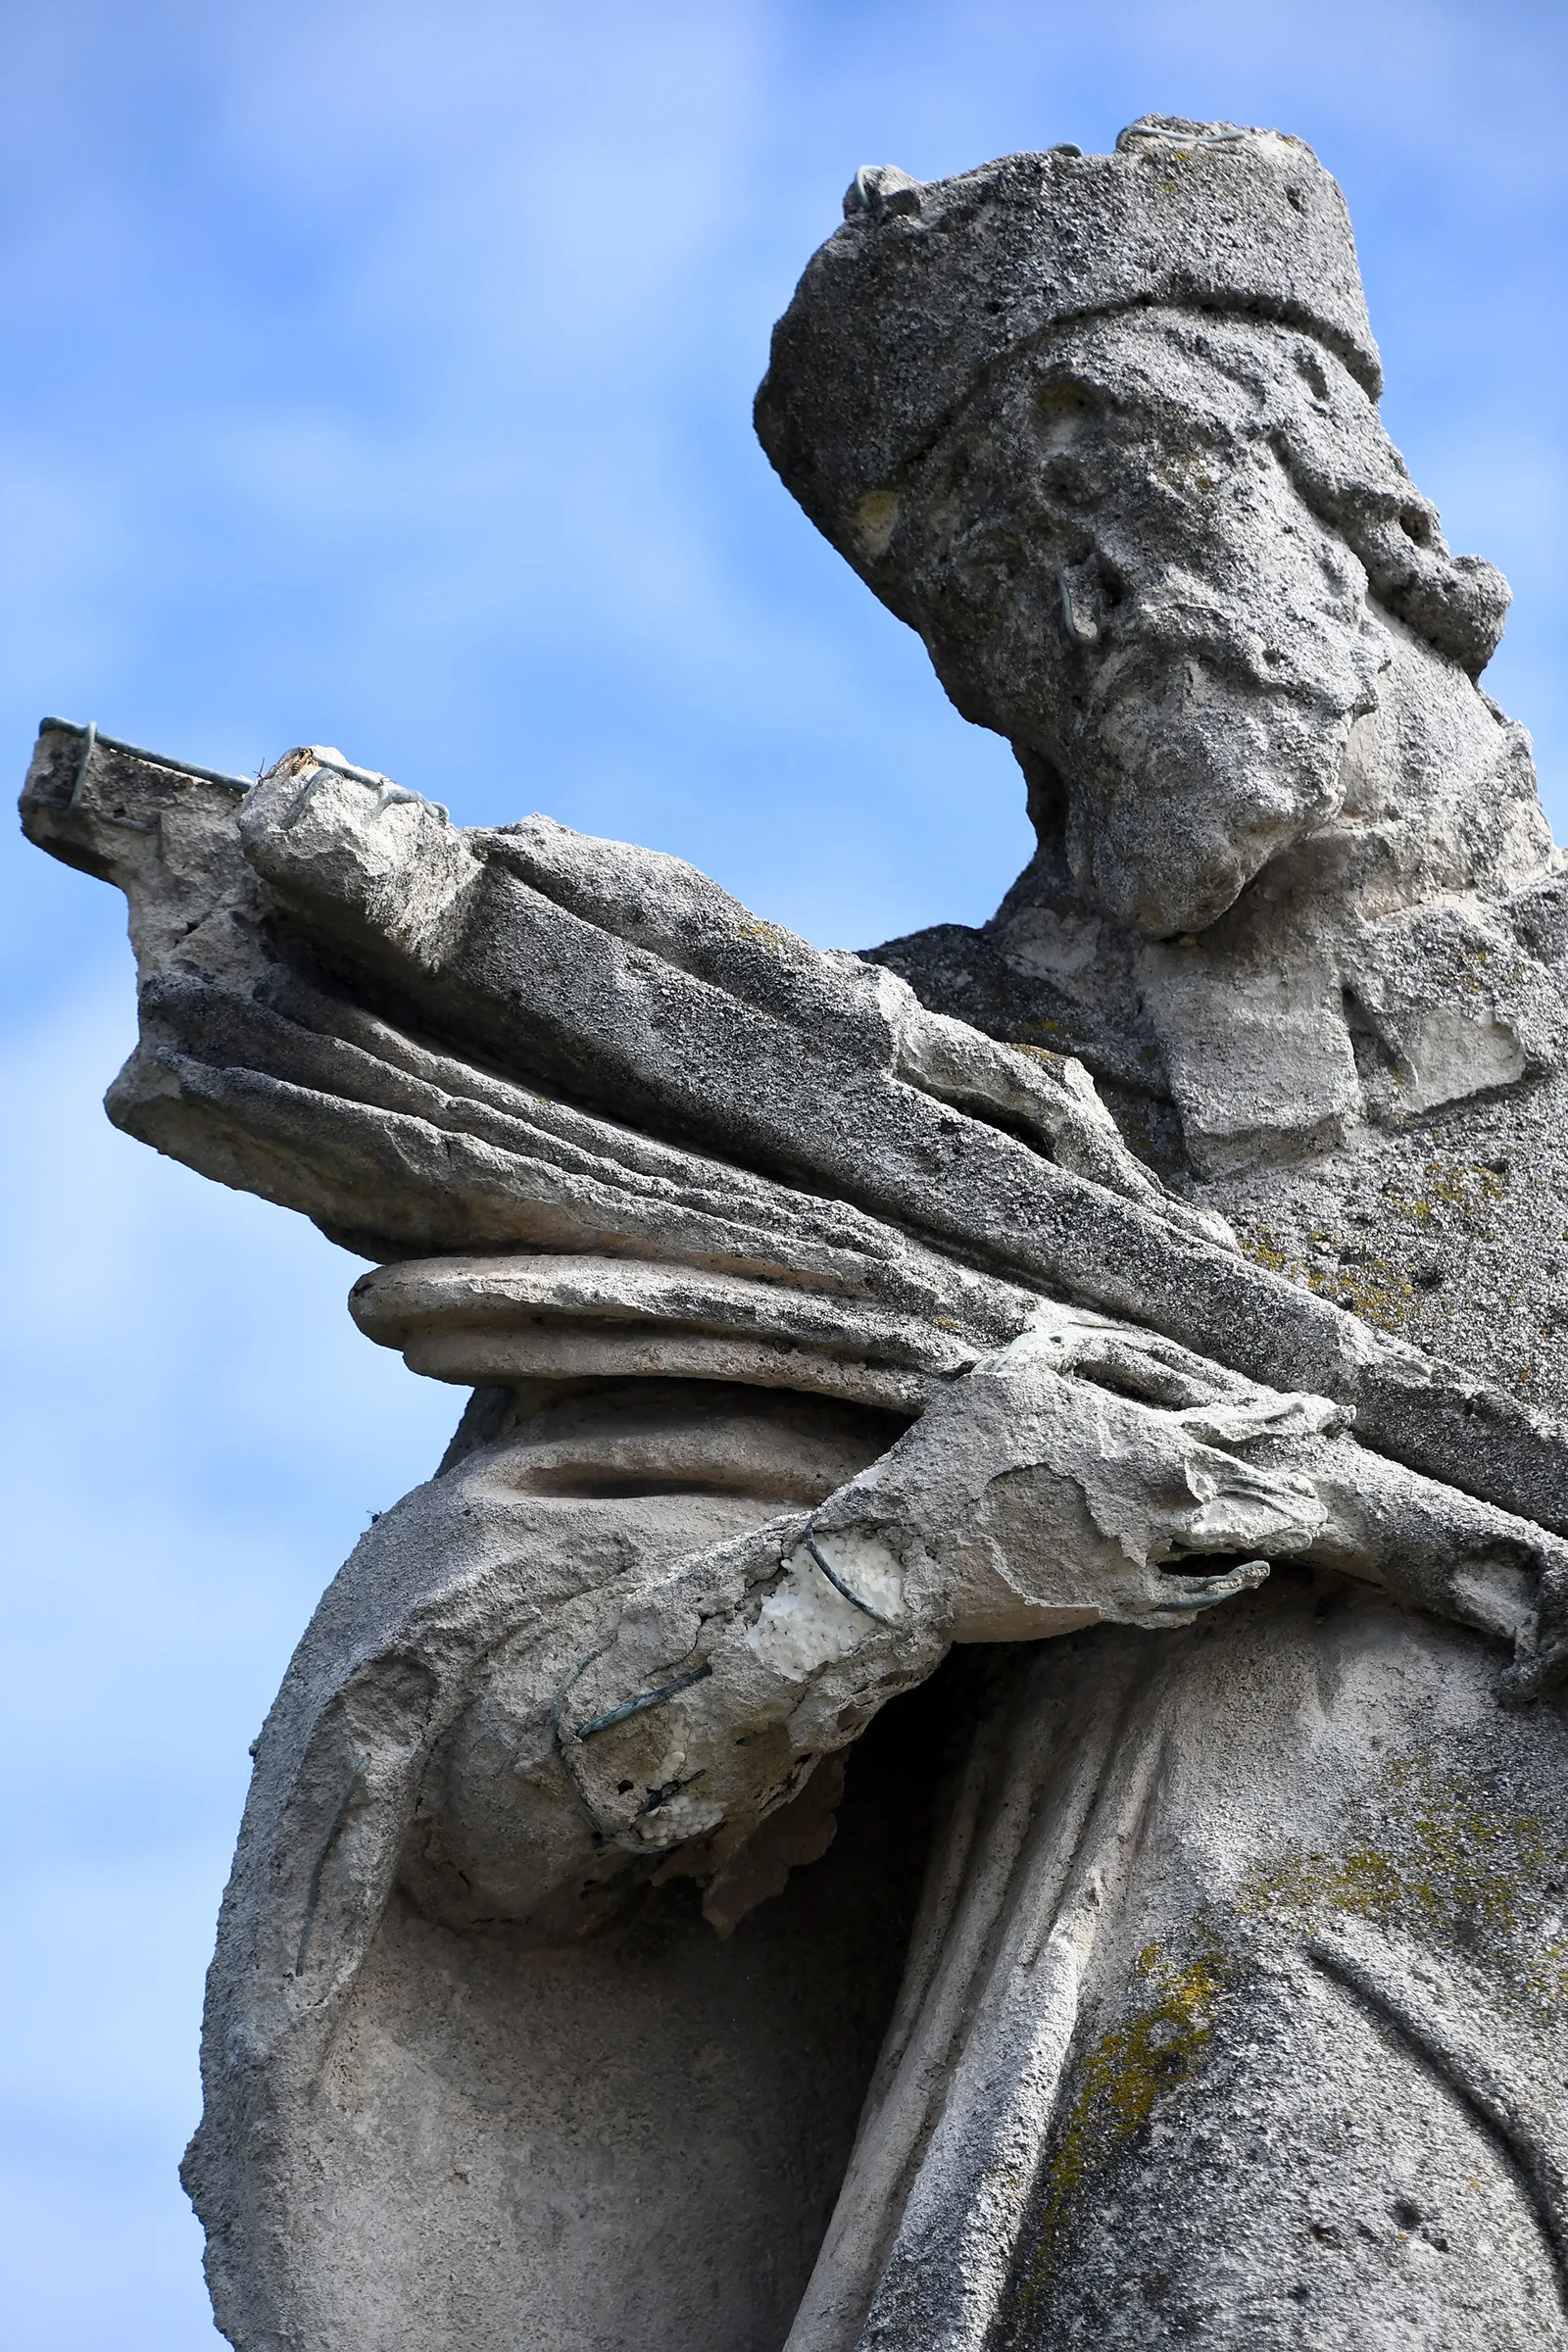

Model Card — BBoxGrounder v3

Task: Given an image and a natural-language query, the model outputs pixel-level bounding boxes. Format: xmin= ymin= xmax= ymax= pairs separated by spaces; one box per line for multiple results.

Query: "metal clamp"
xmin=801 ymin=1529 xmax=893 ymax=1624
xmin=574 ymin=1662 xmax=713 ymax=1741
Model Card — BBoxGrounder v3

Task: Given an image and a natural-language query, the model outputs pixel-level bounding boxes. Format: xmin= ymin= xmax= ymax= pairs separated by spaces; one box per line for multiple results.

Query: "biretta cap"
xmin=756 ymin=118 xmax=1382 ymax=560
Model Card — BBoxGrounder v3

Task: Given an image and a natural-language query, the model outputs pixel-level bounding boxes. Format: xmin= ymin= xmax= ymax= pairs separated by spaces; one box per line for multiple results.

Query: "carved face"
xmin=870 ymin=311 xmax=1508 ymax=940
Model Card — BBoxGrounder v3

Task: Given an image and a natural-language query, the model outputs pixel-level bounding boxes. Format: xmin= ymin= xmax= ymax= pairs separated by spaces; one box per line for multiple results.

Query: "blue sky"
xmin=1 ymin=4 xmax=1564 ymax=2343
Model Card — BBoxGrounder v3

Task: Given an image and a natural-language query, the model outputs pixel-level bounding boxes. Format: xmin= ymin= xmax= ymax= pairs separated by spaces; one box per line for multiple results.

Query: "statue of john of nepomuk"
xmin=22 ymin=115 xmax=1568 ymax=2352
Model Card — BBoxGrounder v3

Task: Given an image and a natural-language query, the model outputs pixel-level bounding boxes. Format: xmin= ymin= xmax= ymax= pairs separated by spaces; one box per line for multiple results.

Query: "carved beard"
xmin=1005 ymin=542 xmax=1394 ymax=943
xmin=901 ymin=465 xmax=1394 ymax=943
xmin=1048 ymin=648 xmax=1364 ymax=938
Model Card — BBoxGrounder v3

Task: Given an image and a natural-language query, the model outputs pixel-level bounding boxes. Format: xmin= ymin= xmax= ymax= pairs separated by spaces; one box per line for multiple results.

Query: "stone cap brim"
xmin=757 ymin=124 xmax=1382 ymax=553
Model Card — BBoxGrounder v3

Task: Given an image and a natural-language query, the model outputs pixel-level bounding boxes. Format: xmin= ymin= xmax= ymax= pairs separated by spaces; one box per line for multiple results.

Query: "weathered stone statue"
xmin=23 ymin=117 xmax=1568 ymax=2349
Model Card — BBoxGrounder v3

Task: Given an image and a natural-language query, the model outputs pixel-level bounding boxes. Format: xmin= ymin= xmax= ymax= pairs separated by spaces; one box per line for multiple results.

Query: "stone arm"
xmin=403 ymin=1315 xmax=1568 ymax=1944
xmin=22 ymin=719 xmax=1568 ymax=1535
xmin=22 ymin=720 xmax=1568 ymax=1961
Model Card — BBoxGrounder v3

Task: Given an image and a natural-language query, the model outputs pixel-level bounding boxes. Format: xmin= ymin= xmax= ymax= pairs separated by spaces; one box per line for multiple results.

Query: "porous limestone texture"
xmin=22 ymin=110 xmax=1568 ymax=2352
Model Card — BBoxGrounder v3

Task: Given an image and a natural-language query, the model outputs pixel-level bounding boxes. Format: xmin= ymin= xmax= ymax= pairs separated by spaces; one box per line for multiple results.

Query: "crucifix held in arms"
xmin=24 ymin=115 xmax=1568 ymax=2352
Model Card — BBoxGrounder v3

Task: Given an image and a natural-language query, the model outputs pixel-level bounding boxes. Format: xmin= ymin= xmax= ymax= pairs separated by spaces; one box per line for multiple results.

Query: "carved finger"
xmin=1499 ymin=1562 xmax=1568 ymax=1705
xmin=1150 ymin=1558 xmax=1272 ymax=1614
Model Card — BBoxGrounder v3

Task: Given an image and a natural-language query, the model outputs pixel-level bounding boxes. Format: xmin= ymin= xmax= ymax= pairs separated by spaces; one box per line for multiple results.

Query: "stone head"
xmin=757 ymin=119 xmax=1515 ymax=943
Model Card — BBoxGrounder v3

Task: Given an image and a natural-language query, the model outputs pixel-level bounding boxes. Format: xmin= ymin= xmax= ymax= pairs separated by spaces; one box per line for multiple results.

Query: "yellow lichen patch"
xmin=1239 ymin=1754 xmax=1567 ymax=2002
xmin=1016 ymin=1945 xmax=1224 ymax=2312
xmin=1239 ymin=1222 xmax=1415 ymax=1335
xmin=1238 ymin=1154 xmax=1509 ymax=1337
xmin=1406 ymin=935 xmax=1528 ymax=1010
xmin=1309 ymin=1253 xmax=1415 ymax=1331
xmin=1243 ymin=1224 xmax=1291 ymax=1277
xmin=1386 ymin=1155 xmax=1506 ymax=1227
xmin=1021 ymin=1013 xmax=1074 ymax=1047
xmin=733 ymin=918 xmax=794 ymax=956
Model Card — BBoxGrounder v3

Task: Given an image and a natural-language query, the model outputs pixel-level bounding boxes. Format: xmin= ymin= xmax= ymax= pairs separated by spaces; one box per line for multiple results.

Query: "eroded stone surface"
xmin=22 ymin=109 xmax=1568 ymax=2352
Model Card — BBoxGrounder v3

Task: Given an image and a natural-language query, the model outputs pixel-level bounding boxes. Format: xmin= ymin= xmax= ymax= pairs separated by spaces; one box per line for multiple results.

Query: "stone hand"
xmin=808 ymin=1308 xmax=1568 ymax=1690
xmin=1502 ymin=1560 xmax=1568 ymax=1701
xmin=806 ymin=1312 xmax=1342 ymax=1641
xmin=535 ymin=1317 xmax=1337 ymax=1908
